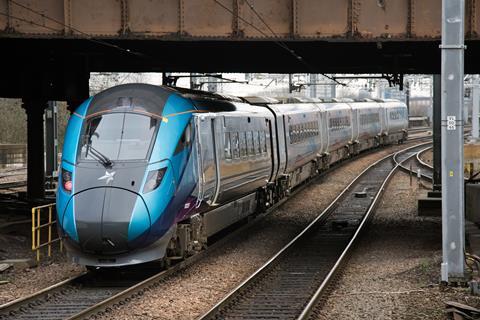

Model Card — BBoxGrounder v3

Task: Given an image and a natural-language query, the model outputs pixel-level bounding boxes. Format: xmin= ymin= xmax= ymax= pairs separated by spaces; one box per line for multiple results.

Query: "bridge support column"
xmin=309 ymin=74 xmax=317 ymax=98
xmin=433 ymin=74 xmax=442 ymax=191
xmin=22 ymin=99 xmax=47 ymax=200
xmin=45 ymin=101 xmax=58 ymax=182
xmin=440 ymin=0 xmax=466 ymax=282
xmin=472 ymin=86 xmax=480 ymax=139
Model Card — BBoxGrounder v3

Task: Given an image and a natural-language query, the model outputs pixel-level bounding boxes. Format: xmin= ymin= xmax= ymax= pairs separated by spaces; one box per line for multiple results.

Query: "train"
xmin=56 ymin=84 xmax=408 ymax=267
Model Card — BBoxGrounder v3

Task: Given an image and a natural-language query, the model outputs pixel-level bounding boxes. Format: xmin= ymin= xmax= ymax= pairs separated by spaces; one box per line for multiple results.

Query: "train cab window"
xmin=240 ymin=132 xmax=247 ymax=157
xmin=232 ymin=132 xmax=240 ymax=159
xmin=80 ymin=113 xmax=158 ymax=161
xmin=224 ymin=132 xmax=232 ymax=160
xmin=246 ymin=131 xmax=254 ymax=155
xmin=174 ymin=122 xmax=192 ymax=155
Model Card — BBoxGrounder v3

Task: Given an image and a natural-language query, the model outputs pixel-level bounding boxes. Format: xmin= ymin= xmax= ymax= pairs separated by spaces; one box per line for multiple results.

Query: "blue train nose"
xmin=69 ymin=188 xmax=151 ymax=254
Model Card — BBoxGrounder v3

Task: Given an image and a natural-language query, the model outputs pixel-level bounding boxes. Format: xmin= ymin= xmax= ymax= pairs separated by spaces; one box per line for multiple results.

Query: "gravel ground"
xmin=0 ymin=166 xmax=84 ymax=305
xmin=0 ymin=222 xmax=84 ymax=305
xmin=0 ymin=167 xmax=26 ymax=195
xmin=100 ymin=143 xmax=419 ymax=320
xmin=314 ymin=171 xmax=480 ymax=320
xmin=420 ymin=149 xmax=433 ymax=166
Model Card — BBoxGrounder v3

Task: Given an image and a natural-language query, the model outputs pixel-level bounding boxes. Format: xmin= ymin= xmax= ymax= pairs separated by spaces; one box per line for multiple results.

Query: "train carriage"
xmin=354 ymin=102 xmax=384 ymax=151
xmin=57 ymin=84 xmax=408 ymax=267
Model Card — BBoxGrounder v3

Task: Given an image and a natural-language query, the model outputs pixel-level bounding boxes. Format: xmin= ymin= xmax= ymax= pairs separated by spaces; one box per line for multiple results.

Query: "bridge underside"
xmin=2 ymin=38 xmax=480 ymax=101
xmin=3 ymin=0 xmax=480 ymax=100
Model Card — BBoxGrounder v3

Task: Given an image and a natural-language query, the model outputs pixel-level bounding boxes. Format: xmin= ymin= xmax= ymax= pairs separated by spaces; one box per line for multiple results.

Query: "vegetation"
xmin=0 ymin=99 xmax=70 ymax=150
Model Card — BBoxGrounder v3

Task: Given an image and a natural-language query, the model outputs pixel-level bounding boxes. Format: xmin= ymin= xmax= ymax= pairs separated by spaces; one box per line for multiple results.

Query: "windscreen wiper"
xmin=87 ymin=145 xmax=114 ymax=168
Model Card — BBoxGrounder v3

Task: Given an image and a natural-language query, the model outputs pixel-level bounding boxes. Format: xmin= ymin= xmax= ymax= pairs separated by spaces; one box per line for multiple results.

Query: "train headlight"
xmin=143 ymin=168 xmax=167 ymax=194
xmin=62 ymin=169 xmax=73 ymax=193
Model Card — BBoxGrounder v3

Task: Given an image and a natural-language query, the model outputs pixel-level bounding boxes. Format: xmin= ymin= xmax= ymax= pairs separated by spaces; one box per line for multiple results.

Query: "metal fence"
xmin=31 ymin=203 xmax=62 ymax=262
xmin=0 ymin=144 xmax=26 ymax=168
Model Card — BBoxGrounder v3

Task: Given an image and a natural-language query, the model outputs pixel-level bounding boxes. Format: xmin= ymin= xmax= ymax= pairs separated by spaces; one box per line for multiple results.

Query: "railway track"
xmin=407 ymin=126 xmax=432 ymax=134
xmin=0 ymin=167 xmax=27 ymax=191
xmin=396 ymin=145 xmax=434 ymax=181
xmin=0 ymin=180 xmax=27 ymax=190
xmin=198 ymin=142 xmax=430 ymax=320
xmin=0 ymin=139 xmax=431 ymax=320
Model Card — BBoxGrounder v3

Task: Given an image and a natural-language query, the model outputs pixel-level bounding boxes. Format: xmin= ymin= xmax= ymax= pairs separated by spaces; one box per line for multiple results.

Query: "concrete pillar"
xmin=190 ymin=73 xmax=197 ymax=90
xmin=433 ymin=74 xmax=442 ymax=191
xmin=440 ymin=0 xmax=466 ymax=282
xmin=22 ymin=99 xmax=47 ymax=200
xmin=405 ymin=81 xmax=410 ymax=122
xmin=309 ymin=74 xmax=317 ymax=98
xmin=288 ymin=74 xmax=293 ymax=93
xmin=207 ymin=76 xmax=218 ymax=93
xmin=473 ymin=86 xmax=479 ymax=139
xmin=330 ymin=74 xmax=336 ymax=98
xmin=45 ymin=101 xmax=58 ymax=179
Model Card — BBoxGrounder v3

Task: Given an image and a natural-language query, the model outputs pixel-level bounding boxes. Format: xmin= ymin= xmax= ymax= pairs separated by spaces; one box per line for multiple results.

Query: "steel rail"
xmin=0 ymin=180 xmax=27 ymax=190
xmin=0 ymin=273 xmax=88 ymax=313
xmin=198 ymin=142 xmax=428 ymax=320
xmin=395 ymin=143 xmax=434 ymax=181
xmin=416 ymin=146 xmax=434 ymax=170
xmin=297 ymin=143 xmax=429 ymax=320
xmin=0 ymin=138 xmax=431 ymax=320
xmin=69 ymin=141 xmax=431 ymax=320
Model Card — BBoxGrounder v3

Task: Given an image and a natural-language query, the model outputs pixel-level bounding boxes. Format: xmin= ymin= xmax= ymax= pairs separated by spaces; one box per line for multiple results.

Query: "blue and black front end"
xmin=57 ymin=84 xmax=199 ymax=267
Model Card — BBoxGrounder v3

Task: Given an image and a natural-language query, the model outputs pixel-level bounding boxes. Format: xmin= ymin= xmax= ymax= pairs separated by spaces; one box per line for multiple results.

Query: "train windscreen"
xmin=80 ymin=113 xmax=158 ymax=161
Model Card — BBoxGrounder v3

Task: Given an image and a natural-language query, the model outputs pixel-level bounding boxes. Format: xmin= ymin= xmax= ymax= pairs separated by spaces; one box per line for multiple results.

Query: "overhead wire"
xmin=241 ymin=0 xmax=345 ymax=86
xmin=5 ymin=0 xmax=345 ymax=88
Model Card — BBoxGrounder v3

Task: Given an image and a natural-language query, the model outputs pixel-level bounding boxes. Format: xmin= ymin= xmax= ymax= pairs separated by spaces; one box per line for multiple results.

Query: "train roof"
xmin=89 ymin=84 xmax=406 ymax=118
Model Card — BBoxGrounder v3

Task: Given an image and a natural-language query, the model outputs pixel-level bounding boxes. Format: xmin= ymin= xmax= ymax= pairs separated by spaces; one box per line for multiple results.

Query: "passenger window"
xmin=240 ymin=132 xmax=247 ymax=157
xmin=259 ymin=131 xmax=265 ymax=154
xmin=262 ymin=131 xmax=267 ymax=153
xmin=224 ymin=132 xmax=232 ymax=160
xmin=232 ymin=132 xmax=240 ymax=159
xmin=254 ymin=131 xmax=261 ymax=154
xmin=247 ymin=131 xmax=254 ymax=155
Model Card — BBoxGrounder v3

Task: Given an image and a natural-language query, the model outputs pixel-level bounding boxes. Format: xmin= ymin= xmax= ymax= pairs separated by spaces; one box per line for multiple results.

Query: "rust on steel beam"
xmin=348 ymin=0 xmax=360 ymax=37
xmin=5 ymin=0 xmax=12 ymax=32
xmin=0 ymin=0 xmax=479 ymax=40
xmin=63 ymin=0 xmax=71 ymax=35
xmin=291 ymin=0 xmax=297 ymax=38
xmin=119 ymin=0 xmax=130 ymax=35
xmin=178 ymin=0 xmax=184 ymax=36
xmin=407 ymin=0 xmax=415 ymax=37
xmin=231 ymin=0 xmax=242 ymax=37
xmin=467 ymin=0 xmax=477 ymax=37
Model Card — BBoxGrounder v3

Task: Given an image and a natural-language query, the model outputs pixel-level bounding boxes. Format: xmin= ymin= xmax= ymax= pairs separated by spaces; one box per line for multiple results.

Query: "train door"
xmin=379 ymin=102 xmax=388 ymax=135
xmin=349 ymin=103 xmax=359 ymax=142
xmin=193 ymin=114 xmax=222 ymax=206
xmin=266 ymin=118 xmax=276 ymax=182
xmin=318 ymin=105 xmax=328 ymax=154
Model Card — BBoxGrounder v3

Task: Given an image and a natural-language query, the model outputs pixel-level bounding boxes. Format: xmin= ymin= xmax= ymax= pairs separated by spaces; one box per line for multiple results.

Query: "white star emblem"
xmin=98 ymin=171 xmax=116 ymax=184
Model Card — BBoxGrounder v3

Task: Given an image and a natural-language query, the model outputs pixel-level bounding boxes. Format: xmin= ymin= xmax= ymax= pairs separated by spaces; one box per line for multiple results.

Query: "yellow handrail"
xmin=31 ymin=203 xmax=62 ymax=262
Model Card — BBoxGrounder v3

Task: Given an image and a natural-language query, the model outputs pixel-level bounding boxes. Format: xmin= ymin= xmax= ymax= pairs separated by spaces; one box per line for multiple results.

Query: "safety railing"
xmin=32 ymin=203 xmax=62 ymax=262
